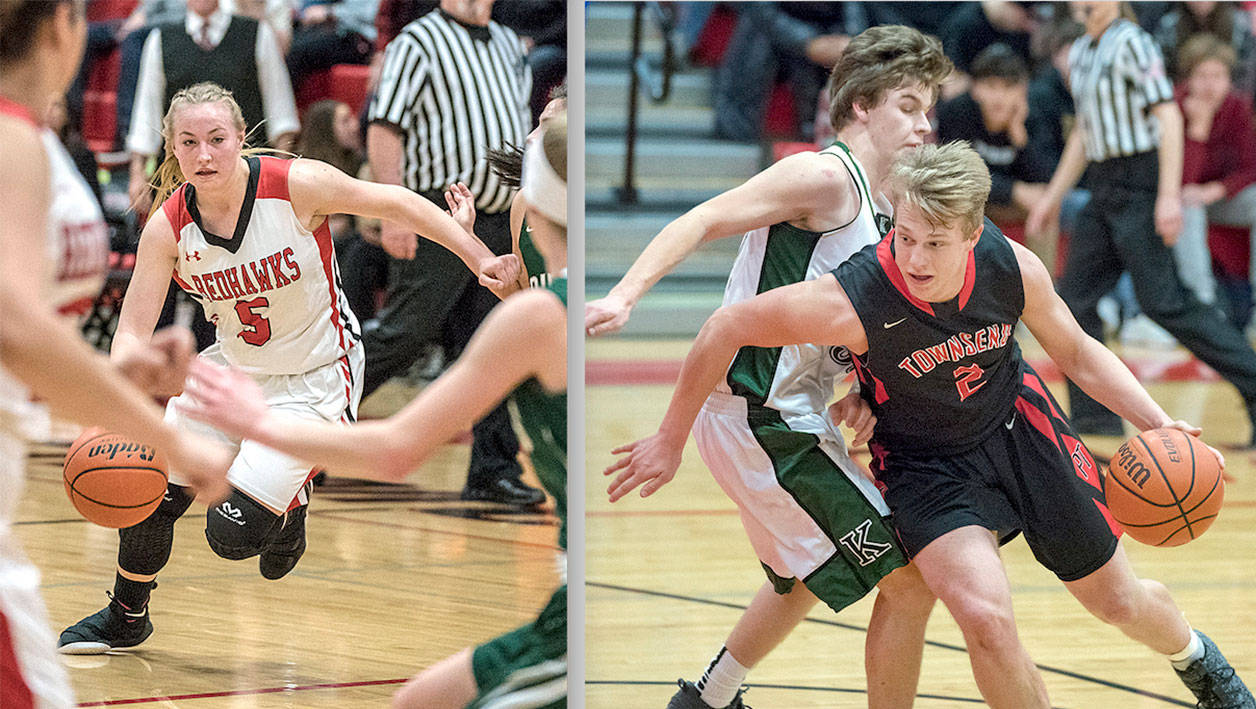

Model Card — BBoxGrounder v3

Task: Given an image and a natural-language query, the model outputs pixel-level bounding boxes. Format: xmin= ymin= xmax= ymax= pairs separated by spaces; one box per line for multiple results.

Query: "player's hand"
xmin=167 ymin=431 xmax=233 ymax=504
xmin=116 ymin=326 xmax=197 ymax=396
xmin=444 ymin=182 xmax=477 ymax=234
xmin=828 ymin=389 xmax=876 ymax=448
xmin=1155 ymin=194 xmax=1183 ymax=246
xmin=478 ymin=253 xmax=522 ymax=299
xmin=1158 ymin=420 xmax=1227 ymax=472
xmin=181 ymin=359 xmax=270 ymax=440
xmin=380 ymin=222 xmax=418 ymax=259
xmin=585 ymin=294 xmax=632 ymax=336
xmin=604 ymin=431 xmax=684 ymax=501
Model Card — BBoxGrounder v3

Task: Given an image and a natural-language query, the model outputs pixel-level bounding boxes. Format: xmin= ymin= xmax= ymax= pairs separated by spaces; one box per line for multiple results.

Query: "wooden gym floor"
xmin=586 ymin=336 xmax=1256 ymax=709
xmin=16 ymin=381 xmax=562 ymax=708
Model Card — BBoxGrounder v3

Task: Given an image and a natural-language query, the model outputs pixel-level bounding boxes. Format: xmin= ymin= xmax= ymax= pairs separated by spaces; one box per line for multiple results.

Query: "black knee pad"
xmin=117 ymin=483 xmax=195 ymax=575
xmin=204 ymin=491 xmax=283 ymax=561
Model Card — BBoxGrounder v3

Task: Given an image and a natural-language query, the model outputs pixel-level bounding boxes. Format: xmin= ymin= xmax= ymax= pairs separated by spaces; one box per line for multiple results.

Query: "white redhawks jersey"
xmin=0 ymin=98 xmax=109 ymax=447
xmin=165 ymin=156 xmax=360 ymax=376
xmin=716 ymin=143 xmax=890 ymax=417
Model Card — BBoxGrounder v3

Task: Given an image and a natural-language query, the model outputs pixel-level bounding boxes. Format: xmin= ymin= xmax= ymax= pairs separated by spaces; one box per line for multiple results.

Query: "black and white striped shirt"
xmin=369 ymin=10 xmax=532 ymax=213
xmin=1068 ymin=18 xmax=1174 ymax=162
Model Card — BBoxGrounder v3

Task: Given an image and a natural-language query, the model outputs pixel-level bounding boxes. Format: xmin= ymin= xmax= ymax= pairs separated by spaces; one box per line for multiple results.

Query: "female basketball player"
xmin=0 ymin=2 xmax=232 ymax=705
xmin=185 ymin=116 xmax=568 ymax=709
xmin=57 ymin=81 xmax=522 ymax=655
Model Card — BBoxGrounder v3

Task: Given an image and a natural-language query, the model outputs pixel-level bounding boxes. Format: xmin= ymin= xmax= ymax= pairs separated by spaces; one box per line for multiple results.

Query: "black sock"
xmin=112 ymin=572 xmax=154 ymax=613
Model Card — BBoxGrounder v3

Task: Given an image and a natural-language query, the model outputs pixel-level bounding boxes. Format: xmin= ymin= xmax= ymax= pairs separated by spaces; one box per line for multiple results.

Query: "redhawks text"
xmin=187 ymin=247 xmax=302 ymax=302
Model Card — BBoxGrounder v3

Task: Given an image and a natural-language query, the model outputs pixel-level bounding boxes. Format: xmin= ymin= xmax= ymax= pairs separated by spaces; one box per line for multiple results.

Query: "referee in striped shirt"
xmin=365 ymin=0 xmax=544 ymax=505
xmin=1029 ymin=1 xmax=1256 ymax=448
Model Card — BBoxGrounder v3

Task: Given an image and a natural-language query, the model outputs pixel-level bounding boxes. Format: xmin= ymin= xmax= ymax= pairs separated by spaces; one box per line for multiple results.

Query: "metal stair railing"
xmin=617 ymin=1 xmax=679 ymax=205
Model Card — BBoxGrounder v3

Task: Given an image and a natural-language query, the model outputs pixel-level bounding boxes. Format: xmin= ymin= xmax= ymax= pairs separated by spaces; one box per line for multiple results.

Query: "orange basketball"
xmin=1104 ymin=428 xmax=1224 ymax=547
xmin=62 ymin=429 xmax=168 ymax=529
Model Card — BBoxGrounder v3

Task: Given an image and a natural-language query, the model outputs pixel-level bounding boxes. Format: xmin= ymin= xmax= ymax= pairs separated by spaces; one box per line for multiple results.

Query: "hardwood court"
xmin=17 ymin=382 xmax=561 ymax=708
xmin=587 ymin=337 xmax=1256 ymax=708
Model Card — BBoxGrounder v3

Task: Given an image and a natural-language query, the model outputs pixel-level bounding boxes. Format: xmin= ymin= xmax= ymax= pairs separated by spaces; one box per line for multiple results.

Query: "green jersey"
xmin=511 ymin=276 xmax=567 ymax=547
xmin=519 ymin=217 xmax=556 ymax=289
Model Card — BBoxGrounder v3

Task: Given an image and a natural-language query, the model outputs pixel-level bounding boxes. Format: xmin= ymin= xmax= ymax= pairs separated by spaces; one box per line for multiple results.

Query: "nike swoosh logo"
xmin=1005 ymin=413 xmax=1016 ymax=429
xmin=883 ymin=318 xmax=907 ymax=329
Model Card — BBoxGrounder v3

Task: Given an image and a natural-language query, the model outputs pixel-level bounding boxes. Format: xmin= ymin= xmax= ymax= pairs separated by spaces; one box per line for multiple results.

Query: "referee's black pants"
xmin=360 ymin=198 xmax=521 ymax=488
xmin=1056 ymin=152 xmax=1256 ymax=434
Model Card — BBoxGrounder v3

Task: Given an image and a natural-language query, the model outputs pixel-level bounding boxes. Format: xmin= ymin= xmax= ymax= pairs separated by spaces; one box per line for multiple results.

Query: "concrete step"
xmin=584 ymin=289 xmax=725 ymax=339
xmin=584 ymin=185 xmax=742 ymax=213
xmin=586 ymin=70 xmax=712 ymax=110
xmin=586 ymin=137 xmax=759 ymax=182
xmin=585 ymin=106 xmax=716 ymax=140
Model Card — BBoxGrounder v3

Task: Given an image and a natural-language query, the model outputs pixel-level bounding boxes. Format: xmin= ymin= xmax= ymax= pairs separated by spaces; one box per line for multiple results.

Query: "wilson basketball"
xmin=63 ymin=429 xmax=168 ymax=529
xmin=1104 ymin=428 xmax=1224 ymax=547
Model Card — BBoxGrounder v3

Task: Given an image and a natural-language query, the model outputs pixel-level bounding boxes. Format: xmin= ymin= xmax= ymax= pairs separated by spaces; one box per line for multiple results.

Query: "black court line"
xmin=586 ymin=679 xmax=990 ymax=705
xmin=588 ymin=581 xmax=1193 ymax=707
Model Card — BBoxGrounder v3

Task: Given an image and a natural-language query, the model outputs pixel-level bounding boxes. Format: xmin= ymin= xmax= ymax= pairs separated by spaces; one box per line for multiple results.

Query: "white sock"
xmin=1170 ymin=628 xmax=1204 ymax=670
xmin=696 ymin=646 xmax=749 ymax=709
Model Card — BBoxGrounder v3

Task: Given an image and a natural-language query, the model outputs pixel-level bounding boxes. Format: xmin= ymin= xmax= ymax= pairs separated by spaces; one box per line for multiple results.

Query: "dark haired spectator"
xmin=713 ymin=2 xmax=865 ymax=143
xmin=939 ymin=1 xmax=1040 ymax=99
xmin=126 ymin=0 xmax=299 ymax=215
xmin=1173 ymin=33 xmax=1256 ymax=327
xmin=287 ymin=0 xmax=379 ymax=91
xmin=936 ymin=44 xmax=1050 ymax=226
xmin=862 ymin=2 xmax=964 ymax=37
xmin=1156 ymin=1 xmax=1256 ymax=99
xmin=296 ymin=98 xmax=363 ymax=176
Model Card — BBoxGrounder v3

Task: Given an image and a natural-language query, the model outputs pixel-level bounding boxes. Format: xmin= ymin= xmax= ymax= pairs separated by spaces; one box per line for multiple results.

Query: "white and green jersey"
xmin=717 ymin=142 xmax=891 ymax=416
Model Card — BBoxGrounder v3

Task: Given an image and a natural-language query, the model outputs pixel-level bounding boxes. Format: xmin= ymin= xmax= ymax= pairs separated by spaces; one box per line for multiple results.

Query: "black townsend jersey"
xmin=833 ymin=220 xmax=1026 ymax=457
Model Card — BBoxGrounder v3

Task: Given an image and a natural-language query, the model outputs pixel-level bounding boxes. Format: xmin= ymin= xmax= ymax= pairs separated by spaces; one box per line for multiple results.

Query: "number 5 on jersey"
xmin=234 ymin=297 xmax=271 ymax=346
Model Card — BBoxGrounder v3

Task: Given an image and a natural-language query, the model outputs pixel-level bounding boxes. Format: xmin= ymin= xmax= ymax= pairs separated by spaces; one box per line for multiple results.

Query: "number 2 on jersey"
xmin=953 ymin=363 xmax=986 ymax=401
xmin=234 ymin=297 xmax=271 ymax=346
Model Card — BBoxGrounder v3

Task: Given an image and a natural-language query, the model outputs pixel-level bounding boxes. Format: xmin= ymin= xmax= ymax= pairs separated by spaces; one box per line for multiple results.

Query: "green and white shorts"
xmin=693 ymin=392 xmax=907 ymax=612
xmin=468 ymin=585 xmax=566 ymax=709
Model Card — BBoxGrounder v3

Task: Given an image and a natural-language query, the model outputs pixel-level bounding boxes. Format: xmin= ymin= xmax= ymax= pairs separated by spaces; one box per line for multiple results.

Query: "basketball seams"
xmin=62 ymin=430 xmax=109 ymax=469
xmin=1106 ymin=428 xmax=1224 ymax=546
xmin=1133 ymin=432 xmax=1195 ymax=538
xmin=63 ymin=432 xmax=170 ymax=526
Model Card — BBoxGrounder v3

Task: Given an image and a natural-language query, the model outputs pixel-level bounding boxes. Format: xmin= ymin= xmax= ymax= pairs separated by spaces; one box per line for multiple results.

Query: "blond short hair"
xmin=890 ymin=142 xmax=991 ymax=236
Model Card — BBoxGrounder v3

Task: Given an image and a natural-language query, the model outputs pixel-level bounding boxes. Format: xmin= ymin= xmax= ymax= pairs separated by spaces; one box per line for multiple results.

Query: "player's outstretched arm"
xmin=605 ymin=274 xmax=864 ymax=500
xmin=1015 ymin=241 xmax=1176 ymax=432
xmin=0 ymin=118 xmax=231 ymax=501
xmin=586 ymin=152 xmax=858 ymax=336
xmin=184 ymin=289 xmax=566 ymax=482
xmin=288 ymin=158 xmax=521 ymax=298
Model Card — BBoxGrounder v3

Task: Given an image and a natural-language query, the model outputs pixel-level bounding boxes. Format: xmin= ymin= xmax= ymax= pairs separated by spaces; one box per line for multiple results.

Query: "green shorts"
xmin=468 ymin=585 xmax=566 ymax=709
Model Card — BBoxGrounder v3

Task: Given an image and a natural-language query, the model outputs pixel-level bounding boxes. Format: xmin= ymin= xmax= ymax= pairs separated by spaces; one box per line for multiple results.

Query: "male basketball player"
xmin=589 ymin=24 xmax=949 ymax=709
xmin=607 ymin=142 xmax=1254 ymax=709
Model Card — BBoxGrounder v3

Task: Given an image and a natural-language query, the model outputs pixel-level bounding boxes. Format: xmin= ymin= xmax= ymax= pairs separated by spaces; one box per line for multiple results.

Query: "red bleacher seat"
xmin=329 ymin=64 xmax=372 ymax=116
xmin=87 ymin=0 xmax=137 ymax=23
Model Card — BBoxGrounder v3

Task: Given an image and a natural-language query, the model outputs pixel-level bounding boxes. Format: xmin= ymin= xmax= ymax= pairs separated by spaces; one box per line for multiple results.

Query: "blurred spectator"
xmin=713 ymin=3 xmax=865 ymax=143
xmin=1174 ymin=33 xmax=1256 ymax=326
xmin=127 ymin=0 xmax=299 ymax=214
xmin=492 ymin=1 xmax=565 ymax=123
xmin=936 ymin=43 xmax=1050 ymax=224
xmin=45 ymin=95 xmax=103 ymax=205
xmin=1156 ymin=1 xmax=1256 ymax=99
xmin=939 ymin=1 xmax=1041 ymax=99
xmin=862 ymin=2 xmax=964 ymax=37
xmin=1028 ymin=13 xmax=1085 ymax=174
xmin=287 ymin=0 xmax=379 ymax=90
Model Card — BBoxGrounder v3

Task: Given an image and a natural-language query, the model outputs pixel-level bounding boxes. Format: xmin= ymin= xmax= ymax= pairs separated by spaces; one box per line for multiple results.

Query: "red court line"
xmin=76 ymin=678 xmax=407 ymax=706
xmin=586 ymin=356 xmax=1221 ymax=387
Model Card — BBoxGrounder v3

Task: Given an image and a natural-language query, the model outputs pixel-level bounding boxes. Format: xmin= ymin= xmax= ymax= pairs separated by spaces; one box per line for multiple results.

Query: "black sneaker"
xmin=259 ymin=504 xmax=307 ymax=580
xmin=461 ymin=477 xmax=546 ymax=506
xmin=58 ymin=592 xmax=153 ymax=654
xmin=1176 ymin=631 xmax=1256 ymax=708
xmin=666 ymin=679 xmax=750 ymax=709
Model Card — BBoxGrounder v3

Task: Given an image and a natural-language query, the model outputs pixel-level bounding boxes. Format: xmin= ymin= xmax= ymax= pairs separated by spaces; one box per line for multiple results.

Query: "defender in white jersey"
xmin=591 ymin=26 xmax=951 ymax=709
xmin=58 ymin=82 xmax=521 ymax=656
xmin=0 ymin=4 xmax=231 ymax=706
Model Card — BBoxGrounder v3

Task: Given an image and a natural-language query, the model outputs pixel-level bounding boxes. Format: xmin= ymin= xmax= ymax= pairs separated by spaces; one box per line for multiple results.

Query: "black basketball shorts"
xmin=875 ymin=368 xmax=1121 ymax=582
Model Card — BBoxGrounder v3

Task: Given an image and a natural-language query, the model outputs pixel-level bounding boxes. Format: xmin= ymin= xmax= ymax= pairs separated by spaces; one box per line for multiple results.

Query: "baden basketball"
xmin=63 ymin=429 xmax=168 ymax=528
xmin=1104 ymin=428 xmax=1224 ymax=547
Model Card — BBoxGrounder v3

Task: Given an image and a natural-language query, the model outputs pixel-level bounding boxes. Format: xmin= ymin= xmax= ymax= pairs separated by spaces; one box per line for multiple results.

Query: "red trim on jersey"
xmin=172 ymin=271 xmax=195 ymax=293
xmin=876 ymin=229 xmax=978 ymax=315
xmin=286 ymin=469 xmax=318 ymax=512
xmin=1015 ymin=396 xmax=1064 ymax=455
xmin=0 ymin=608 xmax=36 ymax=709
xmin=1021 ymin=372 xmax=1066 ymax=423
xmin=313 ymin=218 xmax=348 ymax=351
xmin=337 ymin=354 xmax=353 ymax=419
xmin=163 ymin=183 xmax=193 ymax=243
xmin=255 ymin=156 xmax=292 ymax=201
xmin=0 ymin=96 xmax=38 ymax=126
xmin=1093 ymin=498 xmax=1124 ymax=537
xmin=56 ymin=295 xmax=96 ymax=316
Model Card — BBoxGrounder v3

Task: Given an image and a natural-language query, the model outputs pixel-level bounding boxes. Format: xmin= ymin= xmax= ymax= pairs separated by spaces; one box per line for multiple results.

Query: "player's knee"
xmin=204 ymin=492 xmax=281 ymax=561
xmin=949 ymin=597 xmax=1018 ymax=651
xmin=877 ymin=564 xmax=936 ymax=609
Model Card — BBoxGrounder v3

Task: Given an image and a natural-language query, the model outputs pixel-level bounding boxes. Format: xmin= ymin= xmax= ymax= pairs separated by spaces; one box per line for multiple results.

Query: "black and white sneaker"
xmin=259 ymin=504 xmax=307 ymax=580
xmin=665 ymin=679 xmax=750 ymax=709
xmin=1176 ymin=631 xmax=1256 ymax=708
xmin=57 ymin=592 xmax=153 ymax=655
